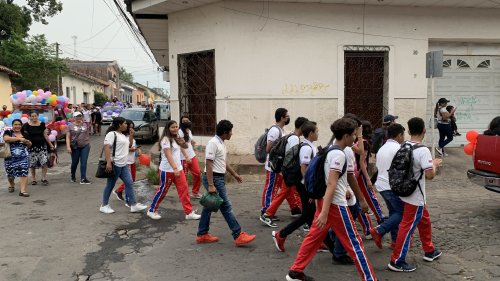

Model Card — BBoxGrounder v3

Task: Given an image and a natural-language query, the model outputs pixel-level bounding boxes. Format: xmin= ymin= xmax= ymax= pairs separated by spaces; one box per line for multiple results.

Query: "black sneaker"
xmin=291 ymin=207 xmax=302 ymax=218
xmin=113 ymin=190 xmax=124 ymax=201
xmin=332 ymin=255 xmax=354 ymax=265
xmin=270 ymin=215 xmax=280 ymax=222
xmin=388 ymin=261 xmax=417 ymax=272
xmin=286 ymin=270 xmax=315 ymax=281
xmin=70 ymin=176 xmax=76 ymax=183
xmin=259 ymin=214 xmax=278 ymax=228
xmin=423 ymin=249 xmax=442 ymax=262
xmin=80 ymin=179 xmax=91 ymax=185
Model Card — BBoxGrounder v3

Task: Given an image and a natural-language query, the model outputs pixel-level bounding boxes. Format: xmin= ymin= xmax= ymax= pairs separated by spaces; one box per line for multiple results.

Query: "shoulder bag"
xmin=95 ymin=133 xmax=117 ymax=178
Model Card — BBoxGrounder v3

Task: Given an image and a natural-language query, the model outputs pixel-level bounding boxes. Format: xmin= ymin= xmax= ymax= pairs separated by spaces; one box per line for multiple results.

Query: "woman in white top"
xmin=179 ymin=115 xmax=202 ymax=198
xmin=113 ymin=119 xmax=138 ymax=204
xmin=99 ymin=117 xmax=148 ymax=214
xmin=434 ymin=97 xmax=456 ymax=156
xmin=147 ymin=120 xmax=201 ymax=220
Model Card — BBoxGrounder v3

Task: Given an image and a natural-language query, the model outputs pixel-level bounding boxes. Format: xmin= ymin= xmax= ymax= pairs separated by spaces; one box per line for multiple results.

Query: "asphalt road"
xmin=0 ymin=133 xmax=498 ymax=281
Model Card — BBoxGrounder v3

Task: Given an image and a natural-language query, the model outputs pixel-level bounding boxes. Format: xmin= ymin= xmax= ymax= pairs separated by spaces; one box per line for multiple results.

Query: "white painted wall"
xmin=62 ymin=75 xmax=101 ymax=105
xmin=166 ymin=2 xmax=500 ymax=153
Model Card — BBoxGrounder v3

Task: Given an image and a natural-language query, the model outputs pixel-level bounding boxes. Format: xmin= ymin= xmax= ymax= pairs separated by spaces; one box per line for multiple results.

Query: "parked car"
xmin=467 ymin=134 xmax=500 ymax=193
xmin=119 ymin=108 xmax=159 ymax=142
xmin=154 ymin=102 xmax=171 ymax=120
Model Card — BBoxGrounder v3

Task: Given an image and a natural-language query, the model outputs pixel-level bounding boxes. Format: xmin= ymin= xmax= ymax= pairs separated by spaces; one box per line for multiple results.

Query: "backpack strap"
xmin=270 ymin=125 xmax=283 ymax=138
xmin=411 ymin=143 xmax=426 ymax=198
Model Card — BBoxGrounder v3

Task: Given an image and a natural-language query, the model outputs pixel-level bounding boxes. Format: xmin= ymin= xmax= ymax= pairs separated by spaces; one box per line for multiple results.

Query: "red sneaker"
xmin=196 ymin=233 xmax=219 ymax=244
xmin=272 ymin=230 xmax=286 ymax=252
xmin=234 ymin=231 xmax=256 ymax=246
xmin=369 ymin=227 xmax=383 ymax=249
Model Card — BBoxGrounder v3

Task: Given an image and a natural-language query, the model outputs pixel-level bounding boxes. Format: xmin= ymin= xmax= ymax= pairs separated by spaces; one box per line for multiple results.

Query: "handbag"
xmin=95 ymin=133 xmax=117 ymax=178
xmin=70 ymin=126 xmax=82 ymax=150
xmin=47 ymin=150 xmax=58 ymax=168
xmin=200 ymin=192 xmax=224 ymax=212
xmin=0 ymin=142 xmax=11 ymax=158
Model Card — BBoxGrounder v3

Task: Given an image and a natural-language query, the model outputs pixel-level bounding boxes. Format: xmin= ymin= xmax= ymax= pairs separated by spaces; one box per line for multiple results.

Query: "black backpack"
xmin=388 ymin=142 xmax=426 ymax=197
xmin=304 ymin=145 xmax=347 ymax=199
xmin=371 ymin=128 xmax=385 ymax=154
xmin=269 ymin=133 xmax=293 ymax=173
xmin=254 ymin=125 xmax=281 ymax=163
xmin=282 ymin=142 xmax=312 ymax=186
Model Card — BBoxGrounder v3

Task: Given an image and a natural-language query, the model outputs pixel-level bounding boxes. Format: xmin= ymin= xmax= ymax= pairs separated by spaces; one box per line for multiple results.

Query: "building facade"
xmin=128 ymin=0 xmax=500 ymax=154
xmin=66 ymin=60 xmax=120 ymax=100
xmin=62 ymin=71 xmax=107 ymax=105
xmin=0 ymin=65 xmax=19 ymax=109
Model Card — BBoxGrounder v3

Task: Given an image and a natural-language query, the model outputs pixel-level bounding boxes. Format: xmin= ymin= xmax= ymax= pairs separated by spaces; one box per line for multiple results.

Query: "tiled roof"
xmin=0 ymin=65 xmax=20 ymax=77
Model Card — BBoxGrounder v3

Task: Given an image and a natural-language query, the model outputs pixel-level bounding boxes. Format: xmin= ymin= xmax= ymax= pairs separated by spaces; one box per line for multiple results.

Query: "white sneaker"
xmin=364 ymin=234 xmax=372 ymax=240
xmin=147 ymin=211 xmax=162 ymax=220
xmin=130 ymin=203 xmax=148 ymax=213
xmin=99 ymin=205 xmax=115 ymax=214
xmin=185 ymin=210 xmax=201 ymax=220
xmin=435 ymin=147 xmax=443 ymax=156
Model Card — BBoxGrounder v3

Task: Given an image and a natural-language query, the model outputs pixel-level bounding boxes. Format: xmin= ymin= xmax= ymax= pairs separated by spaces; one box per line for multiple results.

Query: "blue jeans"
xmin=197 ymin=174 xmax=242 ymax=239
xmin=437 ymin=123 xmax=453 ymax=150
xmin=71 ymin=144 xmax=90 ymax=180
xmin=378 ymin=190 xmax=404 ymax=242
xmin=331 ymin=203 xmax=361 ymax=258
xmin=102 ymin=164 xmax=136 ymax=206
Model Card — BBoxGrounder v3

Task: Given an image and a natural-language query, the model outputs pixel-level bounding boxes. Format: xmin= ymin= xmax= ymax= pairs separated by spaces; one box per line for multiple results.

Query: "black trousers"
xmin=279 ymin=183 xmax=315 ymax=238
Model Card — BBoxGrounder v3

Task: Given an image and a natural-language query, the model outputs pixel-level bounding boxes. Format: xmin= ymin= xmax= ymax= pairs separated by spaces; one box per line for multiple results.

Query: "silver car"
xmin=119 ymin=108 xmax=159 ymax=143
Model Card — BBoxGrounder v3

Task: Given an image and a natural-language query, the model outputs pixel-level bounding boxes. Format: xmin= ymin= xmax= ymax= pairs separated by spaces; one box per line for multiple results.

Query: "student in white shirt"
xmin=434 ymin=97 xmax=456 ymax=156
xmin=147 ymin=120 xmax=200 ymax=220
xmin=196 ymin=120 xmax=256 ymax=246
xmin=113 ymin=120 xmax=138 ymax=203
xmin=389 ymin=117 xmax=442 ymax=273
xmin=179 ymin=115 xmax=201 ymax=199
xmin=287 ymin=118 xmax=377 ymax=281
xmin=99 ymin=117 xmax=148 ymax=214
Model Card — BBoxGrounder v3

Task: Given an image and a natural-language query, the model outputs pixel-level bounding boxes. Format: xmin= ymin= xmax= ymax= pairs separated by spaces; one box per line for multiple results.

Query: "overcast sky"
xmin=22 ymin=0 xmax=169 ymax=92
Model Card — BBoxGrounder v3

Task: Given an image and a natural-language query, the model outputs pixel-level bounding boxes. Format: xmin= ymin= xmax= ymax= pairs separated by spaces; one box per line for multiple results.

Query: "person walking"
xmin=196 ymin=120 xmax=256 ymax=246
xmin=388 ymin=117 xmax=442 ymax=272
xmin=434 ymin=98 xmax=456 ymax=156
xmin=82 ymin=104 xmax=92 ymax=132
xmin=147 ymin=120 xmax=201 ymax=220
xmin=99 ymin=117 xmax=148 ymax=214
xmin=23 ymin=111 xmax=55 ymax=186
xmin=91 ymin=107 xmax=103 ymax=136
xmin=179 ymin=115 xmax=202 ymax=199
xmin=3 ymin=119 xmax=32 ymax=197
xmin=66 ymin=111 xmax=91 ymax=184
xmin=113 ymin=120 xmax=138 ymax=204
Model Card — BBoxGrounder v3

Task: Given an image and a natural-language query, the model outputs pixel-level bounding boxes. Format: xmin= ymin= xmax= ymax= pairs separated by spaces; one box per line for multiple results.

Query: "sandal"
xmin=41 ymin=180 xmax=49 ymax=186
xmin=31 ymin=181 xmax=37 ymax=185
xmin=8 ymin=186 xmax=14 ymax=193
xmin=19 ymin=192 xmax=30 ymax=197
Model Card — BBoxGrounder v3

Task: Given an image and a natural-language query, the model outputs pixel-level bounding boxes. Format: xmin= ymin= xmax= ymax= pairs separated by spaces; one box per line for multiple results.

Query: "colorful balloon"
xmin=466 ymin=130 xmax=479 ymax=143
xmin=464 ymin=143 xmax=475 ymax=155
xmin=138 ymin=154 xmax=151 ymax=166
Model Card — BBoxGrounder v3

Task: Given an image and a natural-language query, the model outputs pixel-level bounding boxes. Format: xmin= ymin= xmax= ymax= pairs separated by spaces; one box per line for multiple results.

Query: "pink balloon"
xmin=48 ymin=135 xmax=56 ymax=142
xmin=21 ymin=117 xmax=29 ymax=124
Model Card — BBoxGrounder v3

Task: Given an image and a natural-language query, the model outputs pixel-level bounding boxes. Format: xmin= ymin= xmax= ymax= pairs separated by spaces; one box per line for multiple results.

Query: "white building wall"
xmin=167 ymin=2 xmax=500 ymax=154
xmin=61 ymin=75 xmax=98 ymax=105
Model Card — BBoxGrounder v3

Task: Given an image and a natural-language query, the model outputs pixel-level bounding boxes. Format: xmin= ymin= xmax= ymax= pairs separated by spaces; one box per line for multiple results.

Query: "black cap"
xmin=438 ymin=98 xmax=450 ymax=104
xmin=383 ymin=114 xmax=398 ymax=124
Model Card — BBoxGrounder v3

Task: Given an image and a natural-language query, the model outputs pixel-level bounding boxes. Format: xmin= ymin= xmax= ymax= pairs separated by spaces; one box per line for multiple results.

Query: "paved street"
xmin=0 ymin=133 xmax=499 ymax=281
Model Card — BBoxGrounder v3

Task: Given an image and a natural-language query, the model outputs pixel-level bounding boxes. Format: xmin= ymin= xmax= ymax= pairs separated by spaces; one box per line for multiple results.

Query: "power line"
xmin=94 ymin=24 xmax=122 ymax=57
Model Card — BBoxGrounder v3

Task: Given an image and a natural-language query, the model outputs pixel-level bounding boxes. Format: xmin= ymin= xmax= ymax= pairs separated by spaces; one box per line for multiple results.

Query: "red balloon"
xmin=466 ymin=130 xmax=479 ymax=143
xmin=464 ymin=143 xmax=475 ymax=155
xmin=138 ymin=154 xmax=151 ymax=166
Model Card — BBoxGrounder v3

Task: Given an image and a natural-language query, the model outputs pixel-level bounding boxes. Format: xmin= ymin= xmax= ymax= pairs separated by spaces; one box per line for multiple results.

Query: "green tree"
xmin=25 ymin=0 xmax=63 ymax=25
xmin=119 ymin=66 xmax=134 ymax=83
xmin=0 ymin=1 xmax=32 ymax=39
xmin=93 ymin=91 xmax=108 ymax=106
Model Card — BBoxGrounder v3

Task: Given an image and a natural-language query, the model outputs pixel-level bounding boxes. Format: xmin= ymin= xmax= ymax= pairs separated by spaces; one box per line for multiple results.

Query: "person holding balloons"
xmin=113 ymin=120 xmax=138 ymax=204
xmin=22 ymin=111 xmax=54 ymax=186
xmin=66 ymin=111 xmax=91 ymax=184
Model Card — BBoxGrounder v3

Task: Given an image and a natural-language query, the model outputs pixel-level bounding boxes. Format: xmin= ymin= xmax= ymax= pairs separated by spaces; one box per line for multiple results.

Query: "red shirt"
xmin=0 ymin=110 xmax=11 ymax=118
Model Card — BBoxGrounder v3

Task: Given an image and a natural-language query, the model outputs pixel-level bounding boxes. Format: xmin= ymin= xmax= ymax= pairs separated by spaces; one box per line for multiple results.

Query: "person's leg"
xmin=437 ymin=123 xmax=446 ymax=149
xmin=333 ymin=203 xmax=360 ymax=258
xmin=378 ymin=191 xmax=404 ymax=242
xmin=30 ymin=167 xmax=36 ymax=182
xmin=442 ymin=123 xmax=454 ymax=149
xmin=8 ymin=177 xmax=15 ymax=188
xmin=417 ymin=206 xmax=435 ymax=253
xmin=358 ymin=173 xmax=384 ymax=223
xmin=265 ymin=184 xmax=292 ymax=217
xmin=19 ymin=176 xmax=28 ymax=193
xmin=261 ymin=170 xmax=278 ymax=214
xmin=197 ymin=175 xmax=213 ymax=236
xmin=41 ymin=165 xmax=48 ymax=181
xmin=70 ymin=147 xmax=80 ymax=179
xmin=149 ymin=170 xmax=174 ymax=212
xmin=280 ymin=185 xmax=315 ymax=237
xmin=79 ymin=144 xmax=90 ymax=180
xmin=172 ymin=171 xmax=193 ymax=215
xmin=117 ymin=163 xmax=134 ymax=193
xmin=102 ymin=166 xmax=120 ymax=206
xmin=120 ymin=165 xmax=137 ymax=206
xmin=213 ymin=175 xmax=242 ymax=239
xmin=357 ymin=211 xmax=373 ymax=236
xmin=391 ymin=204 xmax=424 ymax=264
xmin=285 ymin=183 xmax=302 ymax=212
xmin=190 ymin=157 xmax=201 ymax=195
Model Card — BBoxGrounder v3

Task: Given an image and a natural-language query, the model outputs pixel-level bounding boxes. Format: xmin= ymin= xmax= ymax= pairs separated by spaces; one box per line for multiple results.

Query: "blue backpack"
xmin=304 ymin=145 xmax=347 ymax=199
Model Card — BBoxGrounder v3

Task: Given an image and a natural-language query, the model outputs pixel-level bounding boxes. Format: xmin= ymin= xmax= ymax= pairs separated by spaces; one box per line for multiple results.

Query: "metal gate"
xmin=344 ymin=52 xmax=386 ymax=128
xmin=178 ymin=50 xmax=216 ymax=136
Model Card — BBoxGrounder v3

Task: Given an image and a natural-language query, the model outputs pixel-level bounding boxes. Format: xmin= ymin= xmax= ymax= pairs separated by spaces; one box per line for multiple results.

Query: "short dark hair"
xmin=301 ymin=121 xmax=317 ymax=138
xmin=275 ymin=108 xmax=288 ymax=122
xmin=407 ymin=117 xmax=425 ymax=135
xmin=294 ymin=117 xmax=309 ymax=129
xmin=216 ymin=120 xmax=233 ymax=136
xmin=343 ymin=113 xmax=361 ymax=127
xmin=332 ymin=118 xmax=357 ymax=140
xmin=387 ymin=123 xmax=405 ymax=139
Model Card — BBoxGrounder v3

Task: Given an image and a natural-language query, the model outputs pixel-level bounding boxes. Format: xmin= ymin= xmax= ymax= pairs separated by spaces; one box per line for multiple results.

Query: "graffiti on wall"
xmin=282 ymin=82 xmax=331 ymax=96
xmin=451 ymin=95 xmax=480 ymax=122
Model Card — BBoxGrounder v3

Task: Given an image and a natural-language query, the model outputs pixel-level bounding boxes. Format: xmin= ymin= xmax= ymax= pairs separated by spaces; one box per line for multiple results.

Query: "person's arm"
xmin=226 ymin=163 xmax=242 ymax=183
xmin=347 ymin=174 xmax=369 ymax=213
xmin=128 ymin=127 xmax=134 ymax=147
xmin=65 ymin=130 xmax=71 ymax=154
xmin=181 ymin=147 xmax=191 ymax=163
xmin=439 ymin=108 xmax=456 ymax=120
xmin=425 ymin=159 xmax=442 ymax=180
xmin=163 ymin=147 xmax=180 ymax=177
xmin=265 ymin=127 xmax=279 ymax=153
xmin=315 ymin=170 xmax=338 ymax=229
xmin=104 ymin=144 xmax=112 ymax=172
xmin=206 ymin=159 xmax=216 ymax=193
xmin=359 ymin=150 xmax=373 ymax=190
xmin=43 ymin=125 xmax=55 ymax=151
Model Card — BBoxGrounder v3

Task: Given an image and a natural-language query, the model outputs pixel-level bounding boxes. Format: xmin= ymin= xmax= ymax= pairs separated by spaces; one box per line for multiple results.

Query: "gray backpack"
xmin=388 ymin=142 xmax=425 ymax=197
xmin=254 ymin=125 xmax=281 ymax=163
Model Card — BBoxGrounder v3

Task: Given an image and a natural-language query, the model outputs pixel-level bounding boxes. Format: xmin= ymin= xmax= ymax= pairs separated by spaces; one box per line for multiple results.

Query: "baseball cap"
xmin=438 ymin=98 xmax=450 ymax=104
xmin=73 ymin=111 xmax=82 ymax=117
xmin=383 ymin=114 xmax=398 ymax=124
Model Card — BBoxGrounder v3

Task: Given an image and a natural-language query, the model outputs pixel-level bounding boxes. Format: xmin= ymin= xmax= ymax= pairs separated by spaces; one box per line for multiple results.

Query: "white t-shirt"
xmin=324 ymin=148 xmax=350 ymax=206
xmin=400 ymin=141 xmax=434 ymax=206
xmin=126 ymin=139 xmax=137 ymax=165
xmin=104 ymin=131 xmax=129 ymax=167
xmin=299 ymin=139 xmax=316 ymax=166
xmin=205 ymin=135 xmax=226 ymax=174
xmin=264 ymin=126 xmax=284 ymax=171
xmin=178 ymin=129 xmax=196 ymax=160
xmin=375 ymin=139 xmax=401 ymax=192
xmin=343 ymin=146 xmax=357 ymax=206
xmin=437 ymin=107 xmax=450 ymax=124
xmin=285 ymin=134 xmax=300 ymax=152
xmin=159 ymin=137 xmax=182 ymax=172
xmin=82 ymin=109 xmax=91 ymax=122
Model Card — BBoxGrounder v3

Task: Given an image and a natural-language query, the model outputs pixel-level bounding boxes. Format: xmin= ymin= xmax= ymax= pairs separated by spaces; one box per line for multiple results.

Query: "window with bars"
xmin=457 ymin=59 xmax=470 ymax=68
xmin=443 ymin=59 xmax=452 ymax=68
xmin=477 ymin=60 xmax=491 ymax=68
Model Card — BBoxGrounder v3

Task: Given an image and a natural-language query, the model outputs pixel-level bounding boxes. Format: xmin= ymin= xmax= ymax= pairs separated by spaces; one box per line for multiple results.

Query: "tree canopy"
xmin=25 ymin=0 xmax=63 ymax=25
xmin=119 ymin=66 xmax=134 ymax=83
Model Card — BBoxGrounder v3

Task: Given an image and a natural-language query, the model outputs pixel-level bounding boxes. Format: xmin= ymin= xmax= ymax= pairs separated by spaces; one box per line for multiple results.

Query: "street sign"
xmin=426 ymin=50 xmax=444 ymax=78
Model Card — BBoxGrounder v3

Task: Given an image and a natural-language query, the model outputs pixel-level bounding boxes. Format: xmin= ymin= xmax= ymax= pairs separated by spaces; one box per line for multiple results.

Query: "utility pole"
xmin=71 ymin=35 xmax=77 ymax=58
xmin=56 ymin=42 xmax=62 ymax=96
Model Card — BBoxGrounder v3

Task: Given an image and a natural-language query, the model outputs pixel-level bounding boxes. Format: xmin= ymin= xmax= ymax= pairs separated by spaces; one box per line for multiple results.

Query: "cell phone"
xmin=135 ymin=145 xmax=141 ymax=149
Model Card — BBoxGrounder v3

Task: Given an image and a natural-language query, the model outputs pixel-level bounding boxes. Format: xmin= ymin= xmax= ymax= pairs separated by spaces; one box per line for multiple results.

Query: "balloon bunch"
xmin=47 ymin=120 xmax=69 ymax=135
xmin=10 ymin=89 xmax=72 ymax=109
xmin=101 ymin=101 xmax=124 ymax=118
xmin=464 ymin=130 xmax=479 ymax=156
xmin=48 ymin=130 xmax=58 ymax=142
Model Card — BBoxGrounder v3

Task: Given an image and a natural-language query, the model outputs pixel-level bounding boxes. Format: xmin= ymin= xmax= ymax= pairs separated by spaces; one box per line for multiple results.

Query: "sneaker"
xmin=423 ymin=249 xmax=442 ymax=262
xmin=272 ymin=230 xmax=286 ymax=252
xmin=99 ymin=205 xmax=115 ymax=214
xmin=234 ymin=231 xmax=256 ymax=246
xmin=113 ymin=190 xmax=124 ymax=201
xmin=80 ymin=179 xmax=91 ymax=185
xmin=302 ymin=224 xmax=310 ymax=233
xmin=191 ymin=193 xmax=202 ymax=199
xmin=435 ymin=147 xmax=443 ymax=156
xmin=317 ymin=242 xmax=329 ymax=253
xmin=196 ymin=233 xmax=219 ymax=244
xmin=455 ymin=132 xmax=462 ymax=136
xmin=332 ymin=255 xmax=354 ymax=265
xmin=270 ymin=215 xmax=280 ymax=222
xmin=147 ymin=211 xmax=161 ymax=220
xmin=286 ymin=270 xmax=315 ymax=281
xmin=370 ymin=227 xmax=383 ymax=249
xmin=130 ymin=203 xmax=148 ymax=213
xmin=70 ymin=176 xmax=76 ymax=183
xmin=291 ymin=207 xmax=302 ymax=218
xmin=364 ymin=233 xmax=372 ymax=240
xmin=388 ymin=261 xmax=417 ymax=272
xmin=185 ymin=210 xmax=201 ymax=220
xmin=260 ymin=214 xmax=278 ymax=228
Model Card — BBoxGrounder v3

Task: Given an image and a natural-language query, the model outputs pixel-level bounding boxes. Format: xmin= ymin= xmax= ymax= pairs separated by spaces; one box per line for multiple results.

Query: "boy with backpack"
xmin=388 ymin=117 xmax=442 ymax=272
xmin=260 ymin=108 xmax=301 ymax=220
xmin=286 ymin=118 xmax=377 ymax=281
xmin=261 ymin=117 xmax=308 ymax=227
